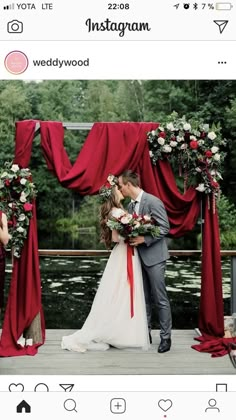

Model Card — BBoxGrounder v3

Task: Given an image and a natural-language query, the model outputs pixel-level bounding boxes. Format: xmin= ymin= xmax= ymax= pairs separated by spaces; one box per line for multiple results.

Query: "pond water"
xmin=3 ymin=256 xmax=231 ymax=329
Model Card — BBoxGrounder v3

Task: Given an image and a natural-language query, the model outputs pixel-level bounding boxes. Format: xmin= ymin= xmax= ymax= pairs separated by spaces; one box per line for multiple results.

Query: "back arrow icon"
xmin=214 ymin=20 xmax=229 ymax=34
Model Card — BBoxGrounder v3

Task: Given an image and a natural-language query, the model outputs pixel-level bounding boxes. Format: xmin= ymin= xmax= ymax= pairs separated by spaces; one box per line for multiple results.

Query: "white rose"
xmin=149 ymin=151 xmax=154 ymax=158
xmin=170 ymin=141 xmax=177 ymax=147
xmin=183 ymin=123 xmax=191 ymax=131
xmin=1 ymin=171 xmax=8 ymax=178
xmin=158 ymin=126 xmax=164 ymax=132
xmin=190 ymin=136 xmax=196 ymax=141
xmin=8 ymin=203 xmax=13 ymax=208
xmin=157 ymin=137 xmax=165 ymax=146
xmin=198 ymin=140 xmax=205 ymax=146
xmin=16 ymin=226 xmax=25 ymax=233
xmin=176 ymin=136 xmax=184 ymax=142
xmin=107 ymin=175 xmax=115 ymax=185
xmin=180 ymin=143 xmax=188 ymax=150
xmin=133 ymin=222 xmax=141 ymax=229
xmin=211 ymin=146 xmax=219 ymax=154
xmin=20 ymin=178 xmax=27 ymax=185
xmin=213 ymin=153 xmax=221 ymax=161
xmin=151 ymin=130 xmax=156 ymax=136
xmin=20 ymin=192 xmax=27 ymax=203
xmin=196 ymin=183 xmax=206 ymax=192
xmin=11 ymin=164 xmax=19 ymax=172
xmin=208 ymin=131 xmax=217 ymax=141
xmin=120 ymin=215 xmax=132 ymax=224
xmin=18 ymin=214 xmax=26 ymax=221
xmin=166 ymin=123 xmax=175 ymax=131
xmin=143 ymin=215 xmax=151 ymax=221
xmin=162 ymin=145 xmax=172 ymax=153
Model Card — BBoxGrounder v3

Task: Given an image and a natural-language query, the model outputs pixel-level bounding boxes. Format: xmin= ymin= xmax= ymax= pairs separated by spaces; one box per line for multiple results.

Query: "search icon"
xmin=63 ymin=399 xmax=77 ymax=412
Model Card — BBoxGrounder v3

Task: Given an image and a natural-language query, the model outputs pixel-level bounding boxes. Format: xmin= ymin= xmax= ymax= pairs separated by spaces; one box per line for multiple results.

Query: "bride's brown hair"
xmin=100 ymin=187 xmax=122 ymax=249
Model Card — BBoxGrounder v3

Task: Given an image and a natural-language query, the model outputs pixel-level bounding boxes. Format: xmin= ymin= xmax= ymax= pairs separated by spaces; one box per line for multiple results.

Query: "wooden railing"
xmin=38 ymin=249 xmax=236 ymax=313
xmin=38 ymin=249 xmax=236 ymax=257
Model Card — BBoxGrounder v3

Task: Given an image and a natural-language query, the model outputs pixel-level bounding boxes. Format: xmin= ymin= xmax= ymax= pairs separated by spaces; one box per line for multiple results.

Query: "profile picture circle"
xmin=4 ymin=50 xmax=28 ymax=75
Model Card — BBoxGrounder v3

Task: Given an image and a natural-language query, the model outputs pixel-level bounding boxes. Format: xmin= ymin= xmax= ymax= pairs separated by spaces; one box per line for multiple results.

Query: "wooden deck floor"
xmin=0 ymin=330 xmax=235 ymax=375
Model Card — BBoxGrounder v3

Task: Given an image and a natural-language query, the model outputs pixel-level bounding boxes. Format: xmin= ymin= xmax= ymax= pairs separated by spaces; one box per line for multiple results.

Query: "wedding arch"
xmin=0 ymin=120 xmax=232 ymax=357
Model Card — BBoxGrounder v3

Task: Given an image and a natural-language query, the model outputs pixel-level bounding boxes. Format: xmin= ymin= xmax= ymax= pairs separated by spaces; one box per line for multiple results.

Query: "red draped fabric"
xmin=0 ymin=210 xmax=6 ymax=309
xmin=191 ymin=198 xmax=233 ymax=355
xmin=0 ymin=120 xmax=45 ymax=356
xmin=0 ymin=120 xmax=225 ymax=357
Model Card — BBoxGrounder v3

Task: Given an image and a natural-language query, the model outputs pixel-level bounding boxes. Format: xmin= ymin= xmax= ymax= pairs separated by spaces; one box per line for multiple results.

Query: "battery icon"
xmin=216 ymin=3 xmax=233 ymax=10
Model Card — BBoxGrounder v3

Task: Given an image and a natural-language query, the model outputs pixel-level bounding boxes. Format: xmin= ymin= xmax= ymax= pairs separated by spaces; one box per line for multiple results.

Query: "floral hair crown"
xmin=99 ymin=174 xmax=118 ymax=203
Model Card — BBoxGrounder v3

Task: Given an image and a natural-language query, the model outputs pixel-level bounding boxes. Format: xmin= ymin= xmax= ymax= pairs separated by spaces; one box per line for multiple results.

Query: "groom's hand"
xmin=129 ymin=236 xmax=145 ymax=246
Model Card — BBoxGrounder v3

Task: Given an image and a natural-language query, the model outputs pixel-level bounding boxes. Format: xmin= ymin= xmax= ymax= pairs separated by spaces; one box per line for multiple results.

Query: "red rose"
xmin=158 ymin=131 xmax=166 ymax=138
xmin=211 ymin=181 xmax=219 ymax=188
xmin=184 ymin=132 xmax=190 ymax=140
xmin=23 ymin=203 xmax=33 ymax=212
xmin=5 ymin=179 xmax=10 ymax=187
xmin=200 ymin=131 xmax=206 ymax=138
xmin=190 ymin=141 xmax=198 ymax=149
xmin=205 ymin=150 xmax=212 ymax=158
xmin=132 ymin=213 xmax=139 ymax=219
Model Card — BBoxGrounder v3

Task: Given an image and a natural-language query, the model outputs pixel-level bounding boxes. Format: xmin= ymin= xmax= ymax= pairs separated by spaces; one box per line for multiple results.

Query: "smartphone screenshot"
xmin=0 ymin=1 xmax=236 ymax=418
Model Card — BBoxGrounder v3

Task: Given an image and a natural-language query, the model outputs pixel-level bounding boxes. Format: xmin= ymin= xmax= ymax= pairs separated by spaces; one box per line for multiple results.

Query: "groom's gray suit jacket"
xmin=129 ymin=192 xmax=170 ymax=267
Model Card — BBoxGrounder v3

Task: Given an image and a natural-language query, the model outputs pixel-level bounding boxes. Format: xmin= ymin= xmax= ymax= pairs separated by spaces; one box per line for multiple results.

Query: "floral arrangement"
xmin=99 ymin=174 xmax=118 ymax=203
xmin=147 ymin=114 xmax=227 ymax=198
xmin=106 ymin=212 xmax=160 ymax=240
xmin=0 ymin=162 xmax=37 ymax=258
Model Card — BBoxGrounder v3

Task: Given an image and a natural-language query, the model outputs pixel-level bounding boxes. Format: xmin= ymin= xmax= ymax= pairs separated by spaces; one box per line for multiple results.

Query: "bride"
xmin=61 ymin=175 xmax=150 ymax=352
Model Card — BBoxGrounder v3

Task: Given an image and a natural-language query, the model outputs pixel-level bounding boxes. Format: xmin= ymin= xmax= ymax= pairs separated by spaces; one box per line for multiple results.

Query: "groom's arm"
xmin=143 ymin=196 xmax=169 ymax=247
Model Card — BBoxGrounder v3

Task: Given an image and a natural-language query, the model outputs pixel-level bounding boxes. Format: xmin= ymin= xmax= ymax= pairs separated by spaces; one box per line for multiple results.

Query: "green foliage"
xmin=56 ymin=196 xmax=100 ymax=235
xmin=217 ymin=195 xmax=236 ymax=248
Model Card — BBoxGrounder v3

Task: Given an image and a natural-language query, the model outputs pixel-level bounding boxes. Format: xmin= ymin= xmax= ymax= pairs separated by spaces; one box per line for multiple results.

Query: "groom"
xmin=118 ymin=170 xmax=172 ymax=353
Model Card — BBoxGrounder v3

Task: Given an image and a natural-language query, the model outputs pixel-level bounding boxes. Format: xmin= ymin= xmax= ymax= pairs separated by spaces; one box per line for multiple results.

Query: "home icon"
xmin=16 ymin=400 xmax=31 ymax=413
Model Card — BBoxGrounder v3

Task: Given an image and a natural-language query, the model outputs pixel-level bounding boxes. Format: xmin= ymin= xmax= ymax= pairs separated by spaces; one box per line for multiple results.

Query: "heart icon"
xmin=8 ymin=383 xmax=24 ymax=392
xmin=158 ymin=399 xmax=173 ymax=412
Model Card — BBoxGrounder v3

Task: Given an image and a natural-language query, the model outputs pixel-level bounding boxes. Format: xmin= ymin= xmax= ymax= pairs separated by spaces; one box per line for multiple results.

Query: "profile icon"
xmin=205 ymin=398 xmax=220 ymax=412
xmin=4 ymin=50 xmax=28 ymax=75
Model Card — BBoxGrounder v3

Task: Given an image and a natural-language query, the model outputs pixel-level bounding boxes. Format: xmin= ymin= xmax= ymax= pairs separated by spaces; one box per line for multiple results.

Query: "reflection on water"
xmin=3 ymin=257 xmax=231 ymax=329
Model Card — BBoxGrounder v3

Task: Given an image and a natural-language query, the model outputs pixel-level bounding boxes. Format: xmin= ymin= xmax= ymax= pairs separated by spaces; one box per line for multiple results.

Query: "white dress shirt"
xmin=131 ymin=190 xmax=144 ymax=214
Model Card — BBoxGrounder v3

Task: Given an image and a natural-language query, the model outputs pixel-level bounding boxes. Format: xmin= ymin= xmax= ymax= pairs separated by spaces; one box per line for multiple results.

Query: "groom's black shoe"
xmin=149 ymin=332 xmax=152 ymax=344
xmin=158 ymin=338 xmax=171 ymax=353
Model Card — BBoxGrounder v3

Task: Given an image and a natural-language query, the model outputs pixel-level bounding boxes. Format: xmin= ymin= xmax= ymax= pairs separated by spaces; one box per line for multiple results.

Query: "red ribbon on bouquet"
xmin=127 ymin=244 xmax=134 ymax=318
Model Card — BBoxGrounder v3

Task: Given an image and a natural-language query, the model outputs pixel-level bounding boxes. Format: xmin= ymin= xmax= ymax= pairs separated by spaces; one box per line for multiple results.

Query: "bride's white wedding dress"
xmin=61 ymin=208 xmax=150 ymax=353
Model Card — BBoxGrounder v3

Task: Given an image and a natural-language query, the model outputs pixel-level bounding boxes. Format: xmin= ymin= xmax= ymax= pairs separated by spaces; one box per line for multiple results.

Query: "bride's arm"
xmin=0 ymin=213 xmax=11 ymax=246
xmin=111 ymin=229 xmax=120 ymax=242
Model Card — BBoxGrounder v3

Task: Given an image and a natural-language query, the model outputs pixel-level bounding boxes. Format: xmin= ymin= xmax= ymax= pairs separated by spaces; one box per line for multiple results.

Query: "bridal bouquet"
xmin=107 ymin=212 xmax=160 ymax=240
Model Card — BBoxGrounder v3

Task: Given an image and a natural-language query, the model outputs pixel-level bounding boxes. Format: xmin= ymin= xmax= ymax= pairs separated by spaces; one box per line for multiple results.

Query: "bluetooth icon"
xmin=193 ymin=2 xmax=198 ymax=9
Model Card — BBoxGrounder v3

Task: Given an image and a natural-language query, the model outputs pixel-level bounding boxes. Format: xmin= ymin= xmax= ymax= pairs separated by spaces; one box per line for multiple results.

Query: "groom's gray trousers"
xmin=141 ymin=260 xmax=172 ymax=340
xmin=128 ymin=191 xmax=172 ymax=340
